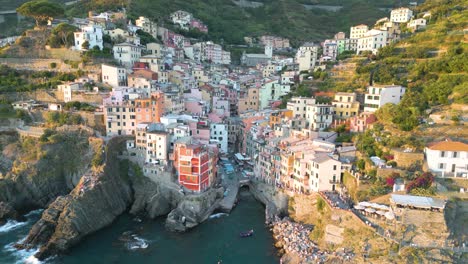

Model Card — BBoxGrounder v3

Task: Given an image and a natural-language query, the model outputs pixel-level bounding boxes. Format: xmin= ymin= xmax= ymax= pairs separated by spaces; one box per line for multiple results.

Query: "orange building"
xmin=135 ymin=92 xmax=164 ymax=124
xmin=269 ymin=109 xmax=293 ymax=128
xmin=173 ymin=139 xmax=218 ymax=192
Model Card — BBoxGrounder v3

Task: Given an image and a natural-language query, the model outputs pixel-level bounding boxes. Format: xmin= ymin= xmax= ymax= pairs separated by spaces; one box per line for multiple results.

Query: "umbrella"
xmin=385 ymin=212 xmax=395 ymax=220
xmin=354 ymin=205 xmax=365 ymax=210
xmin=359 ymin=202 xmax=371 ymax=207
xmin=376 ymin=210 xmax=386 ymax=215
xmin=370 ymin=203 xmax=382 ymax=209
xmin=365 ymin=208 xmax=376 ymax=213
xmin=380 ymin=205 xmax=391 ymax=211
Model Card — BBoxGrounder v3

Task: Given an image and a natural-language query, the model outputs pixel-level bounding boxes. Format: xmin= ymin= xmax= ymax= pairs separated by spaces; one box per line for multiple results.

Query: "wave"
xmin=209 ymin=213 xmax=229 ymax=219
xmin=24 ymin=209 xmax=44 ymax=218
xmin=0 ymin=220 xmax=28 ymax=233
xmin=4 ymin=241 xmax=41 ymax=264
xmin=127 ymin=234 xmax=149 ymax=250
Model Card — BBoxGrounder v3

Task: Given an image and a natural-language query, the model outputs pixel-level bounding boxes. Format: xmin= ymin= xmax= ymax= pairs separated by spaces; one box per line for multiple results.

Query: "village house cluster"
xmin=319 ymin=7 xmax=428 ymax=61
xmin=19 ymin=5 xmax=466 ymax=195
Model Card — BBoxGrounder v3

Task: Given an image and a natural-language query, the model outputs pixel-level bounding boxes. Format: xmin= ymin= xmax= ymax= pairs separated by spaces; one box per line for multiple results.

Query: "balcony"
xmin=329 ymin=179 xmax=340 ymax=184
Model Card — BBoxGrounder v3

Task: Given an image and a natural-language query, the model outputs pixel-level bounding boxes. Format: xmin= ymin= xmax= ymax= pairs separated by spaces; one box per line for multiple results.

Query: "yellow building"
xmin=332 ymin=92 xmax=360 ymax=119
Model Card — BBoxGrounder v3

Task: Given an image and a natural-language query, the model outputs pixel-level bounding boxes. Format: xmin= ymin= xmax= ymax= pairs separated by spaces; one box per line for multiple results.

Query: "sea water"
xmin=0 ymin=190 xmax=280 ymax=264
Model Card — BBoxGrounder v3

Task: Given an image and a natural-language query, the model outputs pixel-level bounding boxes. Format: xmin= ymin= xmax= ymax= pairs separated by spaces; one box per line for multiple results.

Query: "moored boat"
xmin=239 ymin=229 xmax=254 ymax=237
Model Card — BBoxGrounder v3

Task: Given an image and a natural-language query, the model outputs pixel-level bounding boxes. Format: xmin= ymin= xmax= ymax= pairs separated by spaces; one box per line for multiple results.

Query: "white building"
xmin=408 ymin=18 xmax=427 ymax=32
xmin=57 ymin=82 xmax=80 ymax=102
xmin=170 ymin=10 xmax=193 ymax=30
xmin=73 ymin=24 xmax=103 ymax=51
xmin=390 ymin=7 xmax=413 ymax=23
xmin=210 ymin=123 xmax=228 ymax=153
xmin=146 ymin=130 xmax=170 ymax=165
xmin=113 ymin=42 xmax=143 ymax=68
xmin=425 ymin=140 xmax=468 ymax=177
xmin=287 ymin=97 xmax=316 ymax=118
xmin=357 ymin=29 xmax=388 ymax=54
xmin=306 ymin=104 xmax=334 ymax=131
xmin=307 ymin=153 xmax=342 ymax=192
xmin=350 ymin=24 xmax=369 ymax=39
xmin=102 ymin=64 xmax=127 ymax=87
xmin=364 ymin=84 xmax=406 ymax=112
xmin=193 ymin=41 xmax=231 ymax=64
xmin=296 ymin=42 xmax=318 ymax=72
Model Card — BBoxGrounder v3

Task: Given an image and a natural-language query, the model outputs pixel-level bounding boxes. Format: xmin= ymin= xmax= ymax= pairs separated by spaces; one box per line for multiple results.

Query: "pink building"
xmin=189 ymin=121 xmax=211 ymax=144
xmin=184 ymin=99 xmax=205 ymax=116
xmin=190 ymin=19 xmax=208 ymax=33
xmin=350 ymin=112 xmax=376 ymax=132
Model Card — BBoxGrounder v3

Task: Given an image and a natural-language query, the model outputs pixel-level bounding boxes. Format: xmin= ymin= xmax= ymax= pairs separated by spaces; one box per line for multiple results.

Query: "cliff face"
xmin=16 ymin=137 xmax=133 ymax=260
xmin=130 ymin=173 xmax=184 ymax=219
xmin=0 ymin=130 xmax=95 ymax=222
xmin=248 ymin=181 xmax=289 ymax=223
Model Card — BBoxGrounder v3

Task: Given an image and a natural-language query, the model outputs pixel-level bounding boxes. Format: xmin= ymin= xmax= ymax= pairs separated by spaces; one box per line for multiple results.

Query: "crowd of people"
xmin=321 ymin=190 xmax=352 ymax=210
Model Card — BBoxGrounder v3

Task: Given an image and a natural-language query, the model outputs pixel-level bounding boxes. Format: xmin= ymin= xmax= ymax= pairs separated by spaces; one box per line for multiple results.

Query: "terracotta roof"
xmin=427 ymin=141 xmax=468 ymax=151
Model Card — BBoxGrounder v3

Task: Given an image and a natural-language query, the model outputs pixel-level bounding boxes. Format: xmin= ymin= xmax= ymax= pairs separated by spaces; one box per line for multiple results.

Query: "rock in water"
xmin=15 ymin=137 xmax=133 ymax=260
xmin=0 ymin=202 xmax=19 ymax=224
xmin=166 ymin=187 xmax=224 ymax=232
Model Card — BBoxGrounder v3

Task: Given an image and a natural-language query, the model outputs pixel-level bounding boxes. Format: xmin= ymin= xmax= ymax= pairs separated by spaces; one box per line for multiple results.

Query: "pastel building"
xmin=332 ymin=92 xmax=360 ymax=119
xmin=349 ymin=112 xmax=376 ymax=133
xmin=135 ymin=93 xmax=164 ymax=124
xmin=102 ymin=64 xmax=127 ymax=87
xmin=113 ymin=42 xmax=143 ymax=68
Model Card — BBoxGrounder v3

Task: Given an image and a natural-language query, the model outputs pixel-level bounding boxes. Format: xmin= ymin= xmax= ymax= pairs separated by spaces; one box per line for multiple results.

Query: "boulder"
xmin=166 ymin=187 xmax=223 ymax=232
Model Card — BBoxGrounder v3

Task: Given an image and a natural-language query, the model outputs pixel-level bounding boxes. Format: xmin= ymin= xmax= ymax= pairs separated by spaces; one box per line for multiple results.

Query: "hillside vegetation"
xmin=65 ymin=0 xmax=412 ymax=45
xmin=323 ymin=0 xmax=467 ymax=132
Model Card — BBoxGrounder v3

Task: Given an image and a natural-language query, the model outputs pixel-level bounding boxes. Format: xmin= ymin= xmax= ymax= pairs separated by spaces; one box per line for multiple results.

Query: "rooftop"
xmin=390 ymin=194 xmax=446 ymax=210
xmin=427 ymin=141 xmax=468 ymax=152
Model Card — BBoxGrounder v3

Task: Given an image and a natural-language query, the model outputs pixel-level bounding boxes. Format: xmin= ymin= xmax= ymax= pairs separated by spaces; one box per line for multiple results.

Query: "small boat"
xmin=239 ymin=229 xmax=254 ymax=237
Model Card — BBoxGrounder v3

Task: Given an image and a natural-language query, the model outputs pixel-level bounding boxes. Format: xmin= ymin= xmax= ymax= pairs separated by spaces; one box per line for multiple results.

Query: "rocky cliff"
xmin=129 ymin=169 xmax=183 ymax=219
xmin=0 ymin=130 xmax=95 ymax=222
xmin=16 ymin=137 xmax=133 ymax=260
xmin=248 ymin=180 xmax=289 ymax=223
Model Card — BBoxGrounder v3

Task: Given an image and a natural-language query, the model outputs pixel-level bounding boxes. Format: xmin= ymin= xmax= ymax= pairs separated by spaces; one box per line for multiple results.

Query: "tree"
xmin=51 ymin=23 xmax=77 ymax=47
xmin=17 ymin=0 xmax=64 ymax=27
xmin=81 ymin=40 xmax=90 ymax=50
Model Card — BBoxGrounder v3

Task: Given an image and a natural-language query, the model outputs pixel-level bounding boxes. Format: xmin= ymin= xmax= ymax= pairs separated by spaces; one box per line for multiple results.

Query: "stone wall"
xmin=393 ymin=149 xmax=424 ymax=169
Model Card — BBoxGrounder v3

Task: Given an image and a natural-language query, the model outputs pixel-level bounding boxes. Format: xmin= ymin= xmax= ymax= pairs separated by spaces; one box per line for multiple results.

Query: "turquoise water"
xmin=0 ymin=190 xmax=280 ymax=264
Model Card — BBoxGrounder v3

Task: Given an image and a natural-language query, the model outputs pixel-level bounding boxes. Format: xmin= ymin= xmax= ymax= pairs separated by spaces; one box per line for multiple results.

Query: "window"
xmin=440 ymin=151 xmax=445 ymax=158
xmin=453 ymin=152 xmax=458 ymax=158
xmin=333 ymin=165 xmax=337 ymax=170
xmin=439 ymin=163 xmax=444 ymax=169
